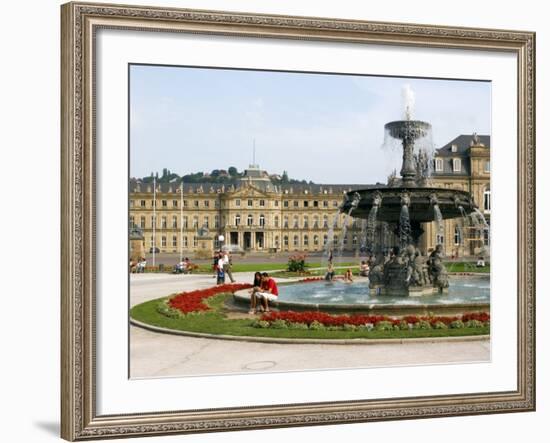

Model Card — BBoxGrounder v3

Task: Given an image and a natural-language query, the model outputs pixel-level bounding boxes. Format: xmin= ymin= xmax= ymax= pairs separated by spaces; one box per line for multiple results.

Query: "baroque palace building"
xmin=129 ymin=133 xmax=490 ymax=258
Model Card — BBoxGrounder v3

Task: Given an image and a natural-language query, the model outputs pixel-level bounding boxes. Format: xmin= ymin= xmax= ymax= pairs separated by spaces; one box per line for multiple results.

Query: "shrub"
xmin=449 ymin=320 xmax=465 ymax=329
xmin=398 ymin=320 xmax=409 ymax=330
xmin=465 ymin=319 xmax=484 ymax=328
xmin=343 ymin=324 xmax=357 ymax=331
xmin=414 ymin=320 xmax=432 ymax=330
xmin=376 ymin=321 xmax=394 ymax=331
xmin=287 ymin=254 xmax=307 ymax=272
xmin=288 ymin=322 xmax=309 ymax=330
xmin=251 ymin=320 xmax=270 ymax=328
xmin=433 ymin=321 xmax=448 ymax=330
xmin=271 ymin=319 xmax=288 ymax=329
xmin=309 ymin=320 xmax=325 ymax=330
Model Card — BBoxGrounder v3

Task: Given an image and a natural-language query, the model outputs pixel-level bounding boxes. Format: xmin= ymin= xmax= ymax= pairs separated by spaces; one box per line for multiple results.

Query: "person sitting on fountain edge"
xmin=250 ymin=272 xmax=278 ymax=314
xmin=325 ymin=261 xmax=335 ymax=282
xmin=344 ymin=268 xmax=354 ymax=282
xmin=359 ymin=260 xmax=370 ymax=277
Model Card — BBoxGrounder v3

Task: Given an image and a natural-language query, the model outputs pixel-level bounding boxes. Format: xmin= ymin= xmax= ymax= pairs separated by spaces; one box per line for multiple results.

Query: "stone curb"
xmin=130 ymin=318 xmax=489 ymax=346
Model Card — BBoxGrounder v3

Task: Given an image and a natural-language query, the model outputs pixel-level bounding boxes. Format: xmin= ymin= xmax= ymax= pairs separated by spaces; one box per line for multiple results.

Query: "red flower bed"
xmin=260 ymin=311 xmax=490 ymax=327
xmin=168 ymin=283 xmax=252 ymax=314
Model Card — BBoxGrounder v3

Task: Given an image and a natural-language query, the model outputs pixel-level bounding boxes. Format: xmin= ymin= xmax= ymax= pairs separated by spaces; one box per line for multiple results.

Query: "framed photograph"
xmin=61 ymin=1 xmax=535 ymax=440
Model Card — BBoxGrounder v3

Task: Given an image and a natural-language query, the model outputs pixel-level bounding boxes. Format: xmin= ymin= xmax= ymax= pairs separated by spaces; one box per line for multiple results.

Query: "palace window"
xmin=323 ymin=216 xmax=328 ymax=228
xmin=172 ymin=216 xmax=177 ymax=228
xmin=204 ymin=200 xmax=209 ymax=208
xmin=484 ymin=227 xmax=490 ymax=246
xmin=183 ymin=236 xmax=188 ymax=248
xmin=140 ymin=216 xmax=145 ymax=228
xmin=247 ymin=199 xmax=253 ymax=207
xmin=183 ymin=200 xmax=188 ymax=207
xmin=451 ymin=144 xmax=458 ymax=153
xmin=353 ymin=235 xmax=358 ymax=246
xmin=161 ymin=236 xmax=167 ymax=247
xmin=274 ymin=200 xmax=279 ymax=207
xmin=182 ymin=216 xmax=188 ymax=228
xmin=452 ymin=158 xmax=461 ymax=172
xmin=161 ymin=216 xmax=167 ymax=229
xmin=235 ymin=214 xmax=241 ymax=226
xmin=283 ymin=200 xmax=289 ymax=208
xmin=192 ymin=216 xmax=199 ymax=228
xmin=247 ymin=214 xmax=253 ymax=226
xmin=333 ymin=201 xmax=339 ymax=207
xmin=130 ymin=216 xmax=135 ymax=227
xmin=274 ymin=216 xmax=279 ymax=228
xmin=283 ymin=216 xmax=289 ymax=228
xmin=454 ymin=225 xmax=461 ymax=245
xmin=194 ymin=200 xmax=199 ymax=208
xmin=293 ymin=216 xmax=299 ymax=228
xmin=193 ymin=236 xmax=198 ymax=247
xmin=214 ymin=215 xmax=219 ymax=228
xmin=293 ymin=201 xmax=299 ymax=208
xmin=436 ymin=234 xmax=444 ymax=245
xmin=323 ymin=201 xmax=329 ymax=208
xmin=484 ymin=160 xmax=490 ymax=173
xmin=172 ymin=200 xmax=178 ymax=207
xmin=151 ymin=216 xmax=156 ymax=228
xmin=483 ymin=189 xmax=491 ymax=213
xmin=434 ymin=158 xmax=443 ymax=172
xmin=323 ymin=234 xmax=328 ymax=245
xmin=130 ymin=200 xmax=135 ymax=208
xmin=303 ymin=216 xmax=309 ymax=229
xmin=275 ymin=236 xmax=280 ymax=248
xmin=214 ymin=200 xmax=220 ymax=208
xmin=293 ymin=235 xmax=299 ymax=247
xmin=303 ymin=235 xmax=309 ymax=246
xmin=313 ymin=216 xmax=319 ymax=228
xmin=334 ymin=235 xmax=339 ymax=245
xmin=162 ymin=200 xmax=167 ymax=207
xmin=140 ymin=200 xmax=146 ymax=207
xmin=203 ymin=216 xmax=209 ymax=228
xmin=314 ymin=235 xmax=319 ymax=246
xmin=172 ymin=235 xmax=177 ymax=247
xmin=259 ymin=199 xmax=265 ymax=207
xmin=235 ymin=199 xmax=241 ymax=207
xmin=259 ymin=214 xmax=265 ymax=227
xmin=313 ymin=201 xmax=319 ymax=207
xmin=284 ymin=236 xmax=289 ymax=247
xmin=303 ymin=201 xmax=309 ymax=207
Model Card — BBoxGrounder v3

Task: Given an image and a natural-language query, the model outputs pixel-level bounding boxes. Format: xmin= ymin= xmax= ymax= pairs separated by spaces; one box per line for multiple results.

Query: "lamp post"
xmin=218 ymin=234 xmax=225 ymax=251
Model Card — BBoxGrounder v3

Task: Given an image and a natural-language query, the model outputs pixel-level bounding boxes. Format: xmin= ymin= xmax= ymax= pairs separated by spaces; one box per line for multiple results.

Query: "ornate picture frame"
xmin=61 ymin=2 xmax=535 ymax=440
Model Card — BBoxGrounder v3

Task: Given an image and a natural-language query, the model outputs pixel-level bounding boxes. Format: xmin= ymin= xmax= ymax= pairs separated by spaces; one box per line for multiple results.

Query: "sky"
xmin=130 ymin=64 xmax=491 ymax=184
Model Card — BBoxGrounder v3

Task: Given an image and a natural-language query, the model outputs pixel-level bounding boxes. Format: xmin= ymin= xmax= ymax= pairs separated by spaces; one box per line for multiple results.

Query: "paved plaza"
xmin=129 ymin=272 xmax=490 ymax=378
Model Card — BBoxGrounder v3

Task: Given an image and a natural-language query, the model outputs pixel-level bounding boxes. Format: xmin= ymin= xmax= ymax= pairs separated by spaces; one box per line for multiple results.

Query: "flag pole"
xmin=180 ymin=181 xmax=183 ymax=263
xmin=153 ymin=175 xmax=156 ymax=268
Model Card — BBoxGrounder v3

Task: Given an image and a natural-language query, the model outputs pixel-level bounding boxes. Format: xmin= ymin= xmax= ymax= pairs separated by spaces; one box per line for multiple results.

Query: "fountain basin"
xmin=233 ymin=276 xmax=490 ymax=316
xmin=341 ymin=187 xmax=476 ymax=222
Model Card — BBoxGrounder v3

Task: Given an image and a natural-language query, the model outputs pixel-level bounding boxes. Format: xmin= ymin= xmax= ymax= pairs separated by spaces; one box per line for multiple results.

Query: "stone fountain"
xmin=340 ymin=93 xmax=479 ymax=296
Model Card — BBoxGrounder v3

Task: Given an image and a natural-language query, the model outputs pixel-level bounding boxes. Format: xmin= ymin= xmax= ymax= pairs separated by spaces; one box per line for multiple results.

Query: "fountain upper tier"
xmin=385 ymin=120 xmax=431 ymax=141
xmin=341 ymin=187 xmax=476 ymax=223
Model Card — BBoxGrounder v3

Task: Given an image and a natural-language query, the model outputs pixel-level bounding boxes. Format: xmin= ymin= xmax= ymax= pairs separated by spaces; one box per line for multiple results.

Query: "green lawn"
xmin=446 ymin=262 xmax=490 ymax=273
xmin=193 ymin=262 xmax=357 ymax=274
xmin=130 ymin=294 xmax=490 ymax=340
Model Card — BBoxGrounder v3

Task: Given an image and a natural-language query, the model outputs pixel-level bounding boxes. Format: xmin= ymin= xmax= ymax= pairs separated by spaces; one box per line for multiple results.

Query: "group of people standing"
xmin=213 ymin=250 xmax=235 ymax=284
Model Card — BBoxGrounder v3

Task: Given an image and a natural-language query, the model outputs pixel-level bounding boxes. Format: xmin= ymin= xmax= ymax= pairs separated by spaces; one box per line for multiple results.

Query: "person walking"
xmin=223 ymin=251 xmax=235 ymax=283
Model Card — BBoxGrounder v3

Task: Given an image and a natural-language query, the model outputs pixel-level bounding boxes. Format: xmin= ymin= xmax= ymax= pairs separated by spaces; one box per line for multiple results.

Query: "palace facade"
xmin=129 ymin=134 xmax=490 ymax=257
